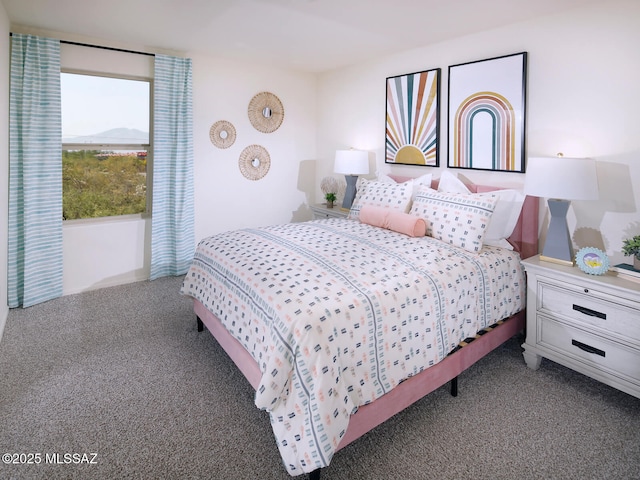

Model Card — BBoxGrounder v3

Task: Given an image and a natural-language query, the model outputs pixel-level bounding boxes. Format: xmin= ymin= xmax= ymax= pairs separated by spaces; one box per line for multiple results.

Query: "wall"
xmin=316 ymin=0 xmax=640 ymax=266
xmin=0 ymin=2 xmax=9 ymax=341
xmin=190 ymin=53 xmax=317 ymax=242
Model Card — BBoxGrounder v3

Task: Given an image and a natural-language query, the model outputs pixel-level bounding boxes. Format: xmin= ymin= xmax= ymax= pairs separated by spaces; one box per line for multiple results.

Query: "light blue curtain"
xmin=150 ymin=55 xmax=195 ymax=280
xmin=8 ymin=34 xmax=63 ymax=308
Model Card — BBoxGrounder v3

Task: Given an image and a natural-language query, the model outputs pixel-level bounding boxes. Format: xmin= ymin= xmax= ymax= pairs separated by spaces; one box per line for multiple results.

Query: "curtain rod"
xmin=61 ymin=39 xmax=155 ymax=57
xmin=10 ymin=32 xmax=155 ymax=57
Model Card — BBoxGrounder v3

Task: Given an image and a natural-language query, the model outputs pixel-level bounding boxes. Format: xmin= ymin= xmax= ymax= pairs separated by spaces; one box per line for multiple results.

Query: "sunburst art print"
xmin=386 ymin=68 xmax=440 ymax=167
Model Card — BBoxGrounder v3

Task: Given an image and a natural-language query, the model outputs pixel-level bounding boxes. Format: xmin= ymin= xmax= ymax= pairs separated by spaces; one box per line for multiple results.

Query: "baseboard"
xmin=63 ymin=272 xmax=149 ymax=296
xmin=0 ymin=305 xmax=8 ymax=345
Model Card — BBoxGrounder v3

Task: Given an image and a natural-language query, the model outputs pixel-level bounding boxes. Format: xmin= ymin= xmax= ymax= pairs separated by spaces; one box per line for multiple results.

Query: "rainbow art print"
xmin=385 ymin=68 xmax=440 ymax=167
xmin=447 ymin=52 xmax=527 ymax=172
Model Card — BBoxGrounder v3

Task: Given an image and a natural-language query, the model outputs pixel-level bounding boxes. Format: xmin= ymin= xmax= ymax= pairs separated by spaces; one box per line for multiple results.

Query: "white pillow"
xmin=483 ymin=189 xmax=526 ymax=248
xmin=412 ymin=173 xmax=433 ymax=199
xmin=410 ymin=186 xmax=498 ymax=253
xmin=437 ymin=170 xmax=471 ymax=194
xmin=371 ymin=172 xmax=432 ymax=209
xmin=375 ymin=172 xmax=396 ymax=184
xmin=376 ymin=172 xmax=432 ymax=199
xmin=348 ymin=178 xmax=414 ymax=220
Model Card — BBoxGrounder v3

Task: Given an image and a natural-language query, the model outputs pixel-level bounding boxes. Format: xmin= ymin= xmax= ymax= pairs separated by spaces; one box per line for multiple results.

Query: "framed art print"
xmin=386 ymin=67 xmax=440 ymax=167
xmin=447 ymin=52 xmax=527 ymax=172
xmin=576 ymin=247 xmax=610 ymax=276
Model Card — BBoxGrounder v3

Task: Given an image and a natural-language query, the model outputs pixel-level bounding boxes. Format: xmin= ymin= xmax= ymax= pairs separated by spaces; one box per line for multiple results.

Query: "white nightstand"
xmin=521 ymin=255 xmax=640 ymax=398
xmin=309 ymin=203 xmax=349 ymax=220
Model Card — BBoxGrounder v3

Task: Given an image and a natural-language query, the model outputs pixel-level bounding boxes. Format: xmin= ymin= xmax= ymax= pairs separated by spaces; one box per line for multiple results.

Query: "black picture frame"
xmin=447 ymin=52 xmax=527 ymax=172
xmin=385 ymin=67 xmax=441 ymax=167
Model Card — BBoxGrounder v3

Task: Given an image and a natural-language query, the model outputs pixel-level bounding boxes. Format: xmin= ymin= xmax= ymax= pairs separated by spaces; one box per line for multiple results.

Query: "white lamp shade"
xmin=524 ymin=156 xmax=598 ymax=200
xmin=334 ymin=149 xmax=369 ymax=175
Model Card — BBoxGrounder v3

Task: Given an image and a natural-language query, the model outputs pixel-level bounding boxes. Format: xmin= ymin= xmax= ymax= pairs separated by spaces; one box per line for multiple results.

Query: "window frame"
xmin=61 ymin=68 xmax=153 ymax=223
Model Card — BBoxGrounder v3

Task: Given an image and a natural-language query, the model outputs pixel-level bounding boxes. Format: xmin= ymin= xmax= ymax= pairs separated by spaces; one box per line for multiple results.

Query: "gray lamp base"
xmin=540 ymin=198 xmax=574 ymax=266
xmin=341 ymin=175 xmax=358 ymax=210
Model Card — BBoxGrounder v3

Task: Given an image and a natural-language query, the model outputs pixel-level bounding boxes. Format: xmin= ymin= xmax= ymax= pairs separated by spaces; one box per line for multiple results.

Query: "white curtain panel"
xmin=8 ymin=34 xmax=63 ymax=308
xmin=150 ymin=55 xmax=195 ymax=280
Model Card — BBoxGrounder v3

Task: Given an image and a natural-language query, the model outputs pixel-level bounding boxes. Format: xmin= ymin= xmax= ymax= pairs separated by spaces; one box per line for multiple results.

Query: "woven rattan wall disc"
xmin=209 ymin=120 xmax=236 ymax=149
xmin=247 ymin=92 xmax=284 ymax=133
xmin=239 ymin=144 xmax=270 ymax=181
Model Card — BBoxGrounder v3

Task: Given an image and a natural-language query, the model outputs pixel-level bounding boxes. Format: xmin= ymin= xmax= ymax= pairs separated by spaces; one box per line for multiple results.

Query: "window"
xmin=61 ymin=72 xmax=150 ymax=220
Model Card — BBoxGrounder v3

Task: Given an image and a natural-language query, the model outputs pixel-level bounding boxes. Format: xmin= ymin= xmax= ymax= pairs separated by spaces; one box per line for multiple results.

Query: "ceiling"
xmin=3 ymin=0 xmax=599 ymax=73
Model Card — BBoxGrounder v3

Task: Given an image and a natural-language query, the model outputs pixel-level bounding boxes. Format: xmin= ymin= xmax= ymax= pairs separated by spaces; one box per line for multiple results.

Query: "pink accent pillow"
xmin=359 ymin=205 xmax=426 ymax=237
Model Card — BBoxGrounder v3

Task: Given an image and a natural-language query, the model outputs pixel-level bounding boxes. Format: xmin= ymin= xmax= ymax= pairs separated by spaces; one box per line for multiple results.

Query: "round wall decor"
xmin=239 ymin=144 xmax=270 ymax=181
xmin=247 ymin=92 xmax=284 ymax=133
xmin=209 ymin=120 xmax=236 ymax=149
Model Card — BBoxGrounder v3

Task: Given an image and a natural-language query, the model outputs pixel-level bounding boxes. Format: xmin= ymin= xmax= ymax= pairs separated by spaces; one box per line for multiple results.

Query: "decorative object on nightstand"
xmin=320 ymin=176 xmax=339 ymax=208
xmin=324 ymin=193 xmax=336 ymax=208
xmin=610 ymin=263 xmax=640 ymax=284
xmin=523 ymin=155 xmax=598 ymax=266
xmin=575 ymin=247 xmax=609 ymax=275
xmin=521 ymin=256 xmax=640 ymax=399
xmin=611 ymin=235 xmax=640 ymax=283
xmin=334 ymin=149 xmax=369 ymax=210
xmin=622 ymin=235 xmax=640 ymax=270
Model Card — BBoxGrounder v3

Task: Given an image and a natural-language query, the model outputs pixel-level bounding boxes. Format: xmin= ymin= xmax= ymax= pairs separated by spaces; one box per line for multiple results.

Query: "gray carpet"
xmin=0 ymin=276 xmax=638 ymax=480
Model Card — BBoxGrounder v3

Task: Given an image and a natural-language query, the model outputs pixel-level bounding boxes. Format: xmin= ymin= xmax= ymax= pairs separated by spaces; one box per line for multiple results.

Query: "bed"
xmin=180 ymin=173 xmax=538 ymax=479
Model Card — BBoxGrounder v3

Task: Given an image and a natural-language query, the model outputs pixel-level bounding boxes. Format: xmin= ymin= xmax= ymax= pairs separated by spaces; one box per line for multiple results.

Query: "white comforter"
xmin=181 ymin=218 xmax=525 ymax=475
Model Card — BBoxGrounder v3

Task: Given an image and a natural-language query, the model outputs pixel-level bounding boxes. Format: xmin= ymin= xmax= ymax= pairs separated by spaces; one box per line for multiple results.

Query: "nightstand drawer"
xmin=538 ymin=280 xmax=640 ymax=343
xmin=539 ymin=316 xmax=640 ymax=385
xmin=310 ymin=204 xmax=349 ymax=220
xmin=314 ymin=211 xmax=335 ymax=219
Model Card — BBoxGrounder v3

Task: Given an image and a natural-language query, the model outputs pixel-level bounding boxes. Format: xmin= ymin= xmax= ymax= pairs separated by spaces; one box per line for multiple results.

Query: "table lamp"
xmin=334 ymin=149 xmax=369 ymax=209
xmin=523 ymin=155 xmax=598 ymax=266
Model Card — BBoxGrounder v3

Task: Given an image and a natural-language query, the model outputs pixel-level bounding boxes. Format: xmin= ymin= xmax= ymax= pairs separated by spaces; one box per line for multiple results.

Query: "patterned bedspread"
xmin=180 ymin=218 xmax=525 ymax=475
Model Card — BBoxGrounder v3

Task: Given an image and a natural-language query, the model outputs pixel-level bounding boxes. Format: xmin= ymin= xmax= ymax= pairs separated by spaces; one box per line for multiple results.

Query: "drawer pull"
xmin=572 ymin=304 xmax=606 ymax=320
xmin=571 ymin=339 xmax=606 ymax=357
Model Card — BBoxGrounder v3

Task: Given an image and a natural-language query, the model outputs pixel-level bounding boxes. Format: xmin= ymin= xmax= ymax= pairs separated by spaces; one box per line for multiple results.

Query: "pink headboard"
xmin=389 ymin=174 xmax=539 ymax=259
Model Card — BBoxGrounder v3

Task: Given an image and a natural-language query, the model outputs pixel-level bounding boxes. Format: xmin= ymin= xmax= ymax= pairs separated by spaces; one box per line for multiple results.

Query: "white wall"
xmin=190 ymin=53 xmax=317 ymax=242
xmin=317 ymin=0 xmax=640 ymax=266
xmin=0 ymin=2 xmax=9 ymax=341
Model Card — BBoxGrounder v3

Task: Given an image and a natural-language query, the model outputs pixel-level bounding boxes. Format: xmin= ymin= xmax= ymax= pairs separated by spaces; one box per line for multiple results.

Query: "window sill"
xmin=63 ymin=213 xmax=150 ymax=226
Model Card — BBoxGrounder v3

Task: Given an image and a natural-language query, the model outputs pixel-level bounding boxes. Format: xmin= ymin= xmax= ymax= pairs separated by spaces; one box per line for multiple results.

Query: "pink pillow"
xmin=359 ymin=205 xmax=426 ymax=237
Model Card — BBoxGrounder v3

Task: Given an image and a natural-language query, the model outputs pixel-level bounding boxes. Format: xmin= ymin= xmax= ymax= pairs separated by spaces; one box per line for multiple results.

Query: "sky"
xmin=61 ymin=73 xmax=150 ymax=141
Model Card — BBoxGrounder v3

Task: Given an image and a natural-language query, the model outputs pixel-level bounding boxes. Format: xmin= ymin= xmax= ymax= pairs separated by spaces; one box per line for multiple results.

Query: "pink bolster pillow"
xmin=359 ymin=205 xmax=426 ymax=237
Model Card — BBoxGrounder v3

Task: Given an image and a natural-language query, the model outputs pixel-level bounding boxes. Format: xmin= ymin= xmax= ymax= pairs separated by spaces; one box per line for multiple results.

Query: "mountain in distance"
xmin=63 ymin=128 xmax=149 ymax=144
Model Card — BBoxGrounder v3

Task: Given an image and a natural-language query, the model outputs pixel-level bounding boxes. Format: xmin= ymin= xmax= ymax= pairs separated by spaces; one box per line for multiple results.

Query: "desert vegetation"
xmin=62 ymin=150 xmax=147 ymax=220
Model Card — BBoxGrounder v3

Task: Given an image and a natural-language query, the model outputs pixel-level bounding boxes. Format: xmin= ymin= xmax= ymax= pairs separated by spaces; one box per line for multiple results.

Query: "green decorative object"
xmin=324 ymin=192 xmax=336 ymax=208
xmin=622 ymin=235 xmax=640 ymax=269
xmin=622 ymin=235 xmax=640 ymax=259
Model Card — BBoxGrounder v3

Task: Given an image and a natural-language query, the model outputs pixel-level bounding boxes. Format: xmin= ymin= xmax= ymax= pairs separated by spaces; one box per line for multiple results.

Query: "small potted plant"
xmin=622 ymin=235 xmax=640 ymax=270
xmin=320 ymin=176 xmax=339 ymax=209
xmin=325 ymin=192 xmax=337 ymax=208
